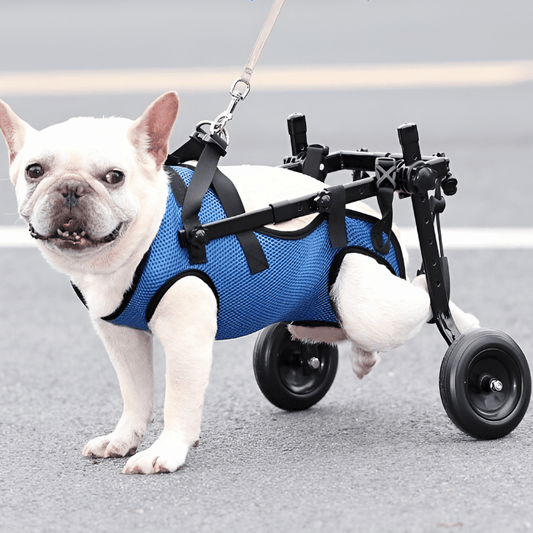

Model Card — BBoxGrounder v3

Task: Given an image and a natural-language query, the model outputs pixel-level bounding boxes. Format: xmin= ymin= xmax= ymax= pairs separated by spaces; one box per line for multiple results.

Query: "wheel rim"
xmin=465 ymin=347 xmax=521 ymax=421
xmin=277 ymin=336 xmax=330 ymax=395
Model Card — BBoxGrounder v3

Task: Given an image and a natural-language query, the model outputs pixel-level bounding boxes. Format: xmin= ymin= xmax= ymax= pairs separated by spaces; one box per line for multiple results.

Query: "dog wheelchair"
xmin=167 ymin=113 xmax=531 ymax=441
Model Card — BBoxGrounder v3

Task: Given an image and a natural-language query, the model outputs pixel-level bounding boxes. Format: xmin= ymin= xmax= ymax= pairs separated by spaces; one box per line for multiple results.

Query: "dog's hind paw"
xmin=123 ymin=432 xmax=189 ymax=474
xmin=83 ymin=430 xmax=142 ymax=459
xmin=349 ymin=346 xmax=379 ymax=380
xmin=449 ymin=301 xmax=480 ymax=333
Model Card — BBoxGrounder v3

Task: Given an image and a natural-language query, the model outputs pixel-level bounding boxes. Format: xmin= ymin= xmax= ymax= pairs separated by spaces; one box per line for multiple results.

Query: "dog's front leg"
xmin=123 ymin=275 xmax=217 ymax=474
xmin=83 ymin=321 xmax=154 ymax=458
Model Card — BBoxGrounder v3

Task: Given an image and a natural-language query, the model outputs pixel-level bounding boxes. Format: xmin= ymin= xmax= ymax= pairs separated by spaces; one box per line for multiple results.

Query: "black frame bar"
xmin=177 ymin=119 xmax=461 ymax=346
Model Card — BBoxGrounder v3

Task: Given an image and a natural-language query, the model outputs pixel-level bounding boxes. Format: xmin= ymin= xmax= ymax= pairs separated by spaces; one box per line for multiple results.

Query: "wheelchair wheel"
xmin=253 ymin=322 xmax=338 ymax=411
xmin=439 ymin=328 xmax=531 ymax=439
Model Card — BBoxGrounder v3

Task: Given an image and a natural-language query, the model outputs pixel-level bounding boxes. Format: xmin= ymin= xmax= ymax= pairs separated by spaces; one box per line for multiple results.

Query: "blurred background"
xmin=1 ymin=0 xmax=532 ymax=228
xmin=1 ymin=1 xmax=533 ymax=531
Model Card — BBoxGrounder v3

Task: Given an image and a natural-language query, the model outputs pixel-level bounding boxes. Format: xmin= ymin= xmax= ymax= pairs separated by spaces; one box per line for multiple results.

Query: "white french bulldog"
xmin=0 ymin=92 xmax=478 ymax=474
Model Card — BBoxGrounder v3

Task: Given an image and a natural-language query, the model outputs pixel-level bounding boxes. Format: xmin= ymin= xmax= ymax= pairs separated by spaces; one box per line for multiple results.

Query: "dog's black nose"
xmin=60 ymin=181 xmax=86 ymax=209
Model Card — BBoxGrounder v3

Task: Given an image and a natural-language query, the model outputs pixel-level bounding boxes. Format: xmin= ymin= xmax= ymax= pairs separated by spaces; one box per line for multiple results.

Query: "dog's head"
xmin=0 ymin=92 xmax=179 ymax=271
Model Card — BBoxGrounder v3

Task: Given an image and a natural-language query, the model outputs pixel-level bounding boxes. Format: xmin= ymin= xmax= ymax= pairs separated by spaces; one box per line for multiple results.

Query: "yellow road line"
xmin=1 ymin=60 xmax=532 ymax=96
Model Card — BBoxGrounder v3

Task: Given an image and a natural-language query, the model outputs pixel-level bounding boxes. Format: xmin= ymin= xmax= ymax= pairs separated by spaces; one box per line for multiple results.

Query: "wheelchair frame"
xmin=168 ymin=113 xmax=531 ymax=441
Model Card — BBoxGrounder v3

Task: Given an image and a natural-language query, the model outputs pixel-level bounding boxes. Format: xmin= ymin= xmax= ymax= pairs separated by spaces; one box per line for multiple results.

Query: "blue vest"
xmin=100 ymin=166 xmax=405 ymax=340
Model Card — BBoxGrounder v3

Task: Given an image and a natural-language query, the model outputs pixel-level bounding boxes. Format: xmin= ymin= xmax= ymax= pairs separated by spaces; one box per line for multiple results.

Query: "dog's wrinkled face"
xmin=0 ymin=92 xmax=179 ymax=267
xmin=16 ymin=118 xmax=140 ymax=253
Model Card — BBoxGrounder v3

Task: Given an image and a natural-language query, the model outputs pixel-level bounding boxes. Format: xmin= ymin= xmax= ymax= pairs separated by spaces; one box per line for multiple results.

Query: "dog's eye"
xmin=103 ymin=170 xmax=125 ymax=185
xmin=26 ymin=164 xmax=44 ymax=180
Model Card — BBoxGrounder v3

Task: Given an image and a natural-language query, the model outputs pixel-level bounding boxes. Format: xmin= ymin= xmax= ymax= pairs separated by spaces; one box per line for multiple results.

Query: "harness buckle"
xmin=192 ymin=123 xmax=228 ymax=157
xmin=375 ymin=157 xmax=397 ymax=189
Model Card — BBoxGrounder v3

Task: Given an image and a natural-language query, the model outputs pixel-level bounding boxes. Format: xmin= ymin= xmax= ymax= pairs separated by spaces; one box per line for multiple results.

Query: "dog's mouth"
xmin=29 ymin=219 xmax=123 ymax=250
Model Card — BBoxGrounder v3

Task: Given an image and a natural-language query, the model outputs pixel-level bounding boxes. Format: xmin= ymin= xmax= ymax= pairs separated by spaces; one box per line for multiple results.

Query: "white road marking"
xmin=0 ymin=60 xmax=532 ymax=96
xmin=399 ymin=227 xmax=533 ymax=250
xmin=2 ymin=225 xmax=533 ymax=250
xmin=1 ymin=226 xmax=35 ymax=248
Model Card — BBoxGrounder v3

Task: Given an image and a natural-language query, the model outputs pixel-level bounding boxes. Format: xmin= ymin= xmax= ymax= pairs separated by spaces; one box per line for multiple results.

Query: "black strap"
xmin=71 ymin=249 xmax=151 ymax=317
xmin=371 ymin=187 xmax=394 ymax=254
xmin=302 ymin=144 xmax=329 ymax=182
xmin=164 ymin=166 xmax=187 ymax=206
xmin=181 ymin=143 xmax=221 ymax=263
xmin=314 ymin=186 xmax=347 ymax=249
xmin=167 ymin=161 xmax=269 ymax=274
xmin=171 ymin=126 xmax=230 ymax=265
xmin=211 ymin=170 xmax=269 ymax=274
xmin=371 ymin=157 xmax=396 ymax=255
xmin=165 ymin=136 xmax=204 ymax=167
xmin=325 ymin=185 xmax=348 ymax=248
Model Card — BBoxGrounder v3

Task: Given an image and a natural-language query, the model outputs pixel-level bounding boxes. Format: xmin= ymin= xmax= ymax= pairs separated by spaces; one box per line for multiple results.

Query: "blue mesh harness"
xmin=95 ymin=166 xmax=405 ymax=340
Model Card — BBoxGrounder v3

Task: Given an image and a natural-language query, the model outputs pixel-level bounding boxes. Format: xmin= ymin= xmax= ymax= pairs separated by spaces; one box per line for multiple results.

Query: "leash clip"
xmin=208 ymin=0 xmax=285 ymax=142
xmin=210 ymin=77 xmax=250 ymax=140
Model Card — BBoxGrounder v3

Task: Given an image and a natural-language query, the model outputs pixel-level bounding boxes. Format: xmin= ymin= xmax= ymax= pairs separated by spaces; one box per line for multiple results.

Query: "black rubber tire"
xmin=253 ymin=322 xmax=339 ymax=411
xmin=439 ymin=327 xmax=531 ymax=439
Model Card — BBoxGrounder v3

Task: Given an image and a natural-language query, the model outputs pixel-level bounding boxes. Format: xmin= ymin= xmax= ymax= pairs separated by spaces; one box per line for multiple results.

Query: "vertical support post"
xmin=287 ymin=113 xmax=308 ymax=156
xmin=411 ymin=192 xmax=460 ymax=345
xmin=398 ymin=124 xmax=460 ymax=345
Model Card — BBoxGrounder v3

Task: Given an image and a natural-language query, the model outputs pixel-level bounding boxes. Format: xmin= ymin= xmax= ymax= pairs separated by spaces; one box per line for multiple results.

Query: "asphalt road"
xmin=1 ymin=1 xmax=533 ymax=532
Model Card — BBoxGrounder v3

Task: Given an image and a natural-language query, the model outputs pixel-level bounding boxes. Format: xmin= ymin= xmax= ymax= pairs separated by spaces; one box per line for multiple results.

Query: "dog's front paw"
xmin=123 ymin=431 xmax=190 ymax=474
xmin=83 ymin=430 xmax=142 ymax=459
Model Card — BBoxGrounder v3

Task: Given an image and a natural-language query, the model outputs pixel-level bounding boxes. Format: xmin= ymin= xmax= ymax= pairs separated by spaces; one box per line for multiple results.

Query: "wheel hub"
xmin=490 ymin=379 xmax=504 ymax=393
xmin=466 ymin=349 xmax=520 ymax=421
xmin=278 ymin=341 xmax=326 ymax=395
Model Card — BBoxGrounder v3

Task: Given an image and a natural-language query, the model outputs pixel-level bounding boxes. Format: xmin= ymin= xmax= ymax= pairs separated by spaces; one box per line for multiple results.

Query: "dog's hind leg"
xmin=332 ymin=253 xmax=433 ymax=377
xmin=83 ymin=321 xmax=154 ymax=458
xmin=123 ymin=275 xmax=218 ymax=474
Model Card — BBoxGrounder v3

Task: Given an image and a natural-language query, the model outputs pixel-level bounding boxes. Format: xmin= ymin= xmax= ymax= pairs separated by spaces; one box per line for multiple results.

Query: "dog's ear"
xmin=128 ymin=91 xmax=179 ymax=171
xmin=0 ymin=100 xmax=34 ymax=165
